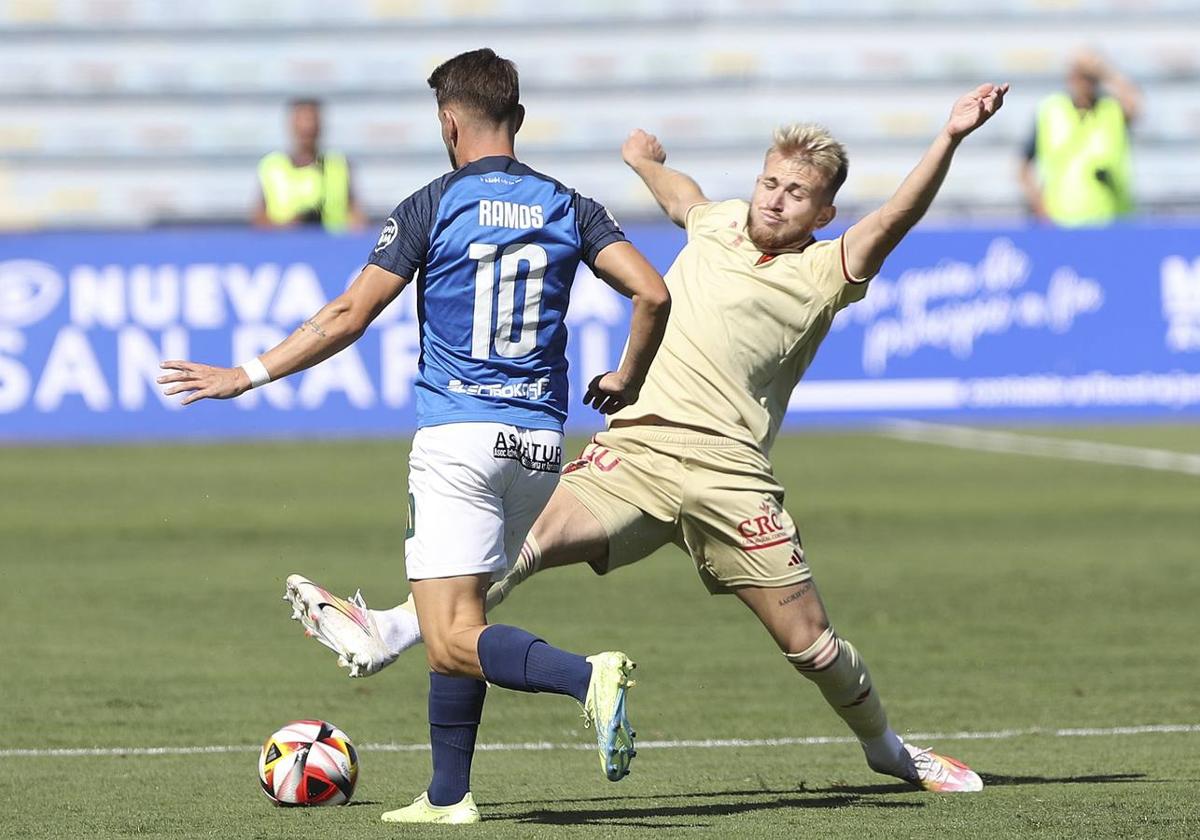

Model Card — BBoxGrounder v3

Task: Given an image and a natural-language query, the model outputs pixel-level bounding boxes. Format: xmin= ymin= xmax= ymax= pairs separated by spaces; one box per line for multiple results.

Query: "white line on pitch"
xmin=3 ymin=723 xmax=1197 ymax=759
xmin=878 ymin=420 xmax=1200 ymax=476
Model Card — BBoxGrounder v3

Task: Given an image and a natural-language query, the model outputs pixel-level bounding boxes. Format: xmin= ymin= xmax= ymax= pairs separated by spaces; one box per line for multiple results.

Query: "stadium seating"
xmin=1 ymin=0 xmax=1197 ymax=227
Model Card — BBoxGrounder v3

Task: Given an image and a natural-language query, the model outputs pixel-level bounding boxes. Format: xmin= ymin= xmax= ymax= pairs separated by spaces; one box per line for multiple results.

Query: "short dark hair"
xmin=287 ymin=97 xmax=322 ymax=111
xmin=427 ymin=48 xmax=521 ymax=127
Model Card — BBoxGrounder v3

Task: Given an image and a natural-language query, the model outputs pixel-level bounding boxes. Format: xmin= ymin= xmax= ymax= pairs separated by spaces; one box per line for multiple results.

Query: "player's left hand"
xmin=158 ymin=360 xmax=251 ymax=405
xmin=584 ymin=371 xmax=639 ymax=415
xmin=622 ymin=129 xmax=667 ymax=169
xmin=944 ymin=82 xmax=1009 ymax=141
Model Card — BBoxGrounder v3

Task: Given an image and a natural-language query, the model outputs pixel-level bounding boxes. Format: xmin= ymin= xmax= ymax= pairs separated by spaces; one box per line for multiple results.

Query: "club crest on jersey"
xmin=374 ymin=218 xmax=398 ymax=253
xmin=736 ymin=498 xmax=791 ymax=551
xmin=493 ymin=433 xmax=562 ymax=474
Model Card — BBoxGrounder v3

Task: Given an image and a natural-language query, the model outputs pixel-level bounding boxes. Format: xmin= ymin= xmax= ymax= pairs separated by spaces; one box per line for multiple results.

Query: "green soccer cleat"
xmin=582 ymin=651 xmax=638 ymax=781
xmin=380 ymin=791 xmax=480 ymax=824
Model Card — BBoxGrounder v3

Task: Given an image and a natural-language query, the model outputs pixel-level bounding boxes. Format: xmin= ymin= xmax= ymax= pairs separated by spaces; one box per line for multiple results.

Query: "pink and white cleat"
xmin=899 ymin=743 xmax=984 ymax=793
xmin=283 ymin=574 xmax=395 ymax=678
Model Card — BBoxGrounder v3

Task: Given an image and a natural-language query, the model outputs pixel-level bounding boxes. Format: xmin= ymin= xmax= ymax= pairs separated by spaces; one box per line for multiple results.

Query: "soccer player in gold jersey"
xmin=287 ymin=82 xmax=1008 ymax=793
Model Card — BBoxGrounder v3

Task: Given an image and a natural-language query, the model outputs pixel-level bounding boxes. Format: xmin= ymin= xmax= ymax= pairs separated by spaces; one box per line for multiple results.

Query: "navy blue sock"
xmin=477 ymin=624 xmax=593 ymax=703
xmin=426 ymin=672 xmax=486 ymax=807
xmin=526 ymin=640 xmax=592 ymax=703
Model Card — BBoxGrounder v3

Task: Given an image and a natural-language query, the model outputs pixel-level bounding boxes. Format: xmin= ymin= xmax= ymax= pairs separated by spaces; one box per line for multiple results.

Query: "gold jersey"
xmin=610 ymin=199 xmax=870 ymax=454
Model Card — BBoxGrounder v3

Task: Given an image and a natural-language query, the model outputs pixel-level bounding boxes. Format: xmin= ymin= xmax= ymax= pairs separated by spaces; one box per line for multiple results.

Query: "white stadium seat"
xmin=0 ymin=1 xmax=1197 ymax=227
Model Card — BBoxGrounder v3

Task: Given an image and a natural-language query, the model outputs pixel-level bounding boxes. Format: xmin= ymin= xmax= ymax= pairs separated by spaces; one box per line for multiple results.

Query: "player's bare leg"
xmin=481 ymin=493 xmax=638 ymax=781
xmin=487 ymin=485 xmax=610 ymax=610
xmin=366 ymin=486 xmax=608 ymax=664
xmin=402 ymin=570 xmax=636 ymax=803
xmin=378 ymin=574 xmax=490 ymax=823
xmin=288 ymin=489 xmax=604 ymax=674
xmin=384 ymin=488 xmax=604 ymax=631
xmin=409 ymin=574 xmax=492 ymax=677
xmin=736 ymin=580 xmax=983 ymax=793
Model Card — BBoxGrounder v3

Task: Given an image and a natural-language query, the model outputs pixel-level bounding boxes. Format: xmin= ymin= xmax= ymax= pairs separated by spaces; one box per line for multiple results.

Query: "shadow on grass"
xmin=804 ymin=771 xmax=1150 ymax=795
xmin=488 ymin=786 xmax=863 ymax=807
xmin=493 ymin=792 xmax=921 ymax=827
xmin=978 ymin=772 xmax=1149 ymax=787
xmin=795 ymin=781 xmax=915 ymax=795
xmin=488 ymin=772 xmax=1154 ymax=825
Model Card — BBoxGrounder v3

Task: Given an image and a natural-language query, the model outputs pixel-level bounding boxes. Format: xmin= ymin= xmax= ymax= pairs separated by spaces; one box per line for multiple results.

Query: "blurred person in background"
xmin=253 ymin=97 xmax=367 ymax=232
xmin=1020 ymin=50 xmax=1141 ymax=226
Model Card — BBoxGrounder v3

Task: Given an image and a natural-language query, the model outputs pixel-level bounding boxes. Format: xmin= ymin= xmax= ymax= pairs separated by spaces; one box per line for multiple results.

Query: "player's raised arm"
xmin=622 ymin=129 xmax=709 ymax=228
xmin=585 ymin=241 xmax=671 ymax=415
xmin=159 ymin=265 xmax=409 ymax=405
xmin=844 ymin=83 xmax=1009 ymax=280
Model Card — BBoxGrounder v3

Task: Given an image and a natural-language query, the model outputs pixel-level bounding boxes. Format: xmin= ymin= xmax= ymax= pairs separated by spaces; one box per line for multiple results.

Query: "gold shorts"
xmin=559 ymin=425 xmax=811 ymax=594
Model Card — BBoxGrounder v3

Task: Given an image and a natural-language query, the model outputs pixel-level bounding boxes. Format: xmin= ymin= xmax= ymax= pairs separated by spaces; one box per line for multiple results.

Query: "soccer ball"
xmin=258 ymin=719 xmax=359 ymax=806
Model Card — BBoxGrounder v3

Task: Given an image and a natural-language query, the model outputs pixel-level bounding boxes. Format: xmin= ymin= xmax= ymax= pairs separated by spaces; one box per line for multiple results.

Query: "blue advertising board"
xmin=1 ymin=222 xmax=1197 ymax=442
xmin=796 ymin=223 xmax=1200 ymax=424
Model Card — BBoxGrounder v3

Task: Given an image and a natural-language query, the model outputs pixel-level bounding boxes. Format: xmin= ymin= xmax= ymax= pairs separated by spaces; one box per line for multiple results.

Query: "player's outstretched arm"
xmin=159 ymin=265 xmax=410 ymax=405
xmin=622 ymin=129 xmax=709 ymax=228
xmin=844 ymin=82 xmax=1009 ymax=280
xmin=585 ymin=241 xmax=671 ymax=414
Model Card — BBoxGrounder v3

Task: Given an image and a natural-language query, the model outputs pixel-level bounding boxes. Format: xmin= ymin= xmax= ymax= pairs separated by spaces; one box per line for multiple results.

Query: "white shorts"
xmin=404 ymin=422 xmax=562 ymax=581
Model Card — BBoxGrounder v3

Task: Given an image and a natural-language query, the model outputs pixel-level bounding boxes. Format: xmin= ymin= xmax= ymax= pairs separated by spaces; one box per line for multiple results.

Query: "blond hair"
xmin=768 ymin=123 xmax=849 ymax=199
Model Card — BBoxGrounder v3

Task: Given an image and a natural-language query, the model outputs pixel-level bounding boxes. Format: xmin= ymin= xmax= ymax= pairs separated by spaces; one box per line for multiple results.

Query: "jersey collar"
xmin=754 ymin=237 xmax=817 ymax=265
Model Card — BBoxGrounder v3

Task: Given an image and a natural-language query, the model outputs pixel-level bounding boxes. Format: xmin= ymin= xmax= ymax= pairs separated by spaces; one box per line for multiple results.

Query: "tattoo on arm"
xmin=299 ymin=319 xmax=327 ymax=339
xmin=777 ymin=581 xmax=813 ymax=608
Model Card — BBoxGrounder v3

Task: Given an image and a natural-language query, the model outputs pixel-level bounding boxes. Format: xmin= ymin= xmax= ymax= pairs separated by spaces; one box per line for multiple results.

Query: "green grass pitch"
xmin=2 ymin=426 xmax=1198 ymax=839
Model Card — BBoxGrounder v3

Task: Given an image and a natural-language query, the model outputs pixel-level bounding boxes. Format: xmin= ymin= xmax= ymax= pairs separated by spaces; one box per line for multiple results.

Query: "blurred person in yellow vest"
xmin=1020 ymin=50 xmax=1141 ymax=226
xmin=254 ymin=98 xmax=367 ymax=232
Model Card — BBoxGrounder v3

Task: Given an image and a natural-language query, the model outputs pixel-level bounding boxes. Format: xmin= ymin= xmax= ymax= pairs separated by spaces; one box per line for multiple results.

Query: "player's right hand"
xmin=944 ymin=82 xmax=1009 ymax=141
xmin=622 ymin=129 xmax=666 ymax=168
xmin=158 ymin=360 xmax=251 ymax=405
xmin=584 ymin=371 xmax=640 ymax=415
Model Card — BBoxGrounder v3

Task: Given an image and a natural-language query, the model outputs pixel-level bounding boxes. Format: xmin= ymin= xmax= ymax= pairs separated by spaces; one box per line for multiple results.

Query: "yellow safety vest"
xmin=257 ymin=151 xmax=351 ymax=232
xmin=1035 ymin=93 xmax=1133 ymax=227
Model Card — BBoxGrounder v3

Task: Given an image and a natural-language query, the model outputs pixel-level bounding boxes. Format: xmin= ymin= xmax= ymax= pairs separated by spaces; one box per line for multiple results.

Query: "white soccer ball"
xmin=258 ymin=719 xmax=359 ymax=806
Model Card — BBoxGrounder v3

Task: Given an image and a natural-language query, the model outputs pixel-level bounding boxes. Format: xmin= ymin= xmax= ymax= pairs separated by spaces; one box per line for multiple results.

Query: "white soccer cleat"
xmin=895 ymin=742 xmax=984 ymax=793
xmin=283 ymin=574 xmax=395 ymax=678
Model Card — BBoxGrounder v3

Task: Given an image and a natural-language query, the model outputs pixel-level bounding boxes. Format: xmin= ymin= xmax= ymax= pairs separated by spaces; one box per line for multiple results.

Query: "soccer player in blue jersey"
xmin=159 ymin=48 xmax=671 ymax=824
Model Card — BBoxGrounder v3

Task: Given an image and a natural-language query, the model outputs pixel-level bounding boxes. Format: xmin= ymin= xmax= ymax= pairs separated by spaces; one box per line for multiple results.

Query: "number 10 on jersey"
xmin=469 ymin=242 xmax=547 ymax=360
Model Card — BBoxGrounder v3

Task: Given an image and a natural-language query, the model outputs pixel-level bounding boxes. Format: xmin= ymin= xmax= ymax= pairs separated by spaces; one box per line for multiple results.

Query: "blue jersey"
xmin=370 ymin=156 xmax=625 ymax=432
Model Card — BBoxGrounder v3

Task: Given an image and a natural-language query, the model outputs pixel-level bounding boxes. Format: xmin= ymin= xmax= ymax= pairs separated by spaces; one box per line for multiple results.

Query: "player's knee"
xmin=424 ymin=642 xmax=455 ymax=675
xmin=424 ymin=634 xmax=465 ymax=676
xmin=786 ymin=617 xmax=832 ymax=654
xmin=426 ymin=628 xmax=483 ymax=676
xmin=784 ymin=625 xmax=841 ymax=674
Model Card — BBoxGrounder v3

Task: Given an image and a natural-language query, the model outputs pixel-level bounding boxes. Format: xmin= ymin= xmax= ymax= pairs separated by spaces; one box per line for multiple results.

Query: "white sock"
xmin=484 ymin=536 xmax=542 ymax=612
xmin=860 ymin=727 xmax=908 ymax=776
xmin=372 ymin=595 xmax=422 ymax=656
xmin=784 ymin=628 xmax=909 ymax=777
